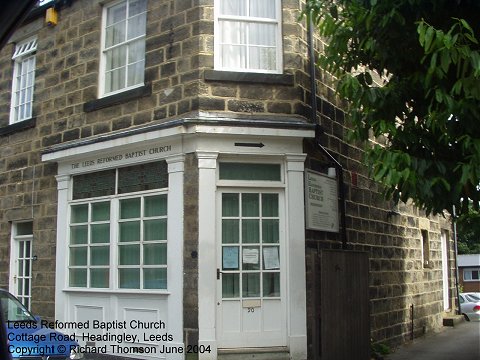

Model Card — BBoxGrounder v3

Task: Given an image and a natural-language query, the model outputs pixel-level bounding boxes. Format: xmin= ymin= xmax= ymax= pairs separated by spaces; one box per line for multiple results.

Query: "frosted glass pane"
xmin=119 ymin=244 xmax=140 ymax=265
xmin=127 ymin=61 xmax=144 ymax=87
xmin=120 ymin=198 xmax=141 ymax=219
xmin=106 ymin=46 xmax=127 ymax=70
xmin=119 ymin=221 xmax=140 ymax=242
xmin=91 ymin=224 xmax=110 ymax=244
xmin=263 ymin=272 xmax=280 ymax=297
xmin=144 ymin=243 xmax=167 ymax=265
xmin=118 ymin=162 xmax=168 ymax=194
xmin=222 ymin=219 xmax=239 ymax=244
xmin=70 ymin=226 xmax=88 ymax=245
xmin=70 ymin=247 xmax=87 ymax=266
xmin=119 ymin=268 xmax=140 ymax=289
xmin=72 ymin=170 xmax=116 ymax=200
xmin=222 ymin=273 xmax=239 ymax=298
xmin=105 ymin=21 xmax=126 ymax=47
xmin=242 ymin=273 xmax=260 ymax=297
xmin=107 ymin=2 xmax=126 ymax=26
xmin=144 ymin=219 xmax=167 ymax=241
xmin=220 ymin=0 xmax=246 ymax=16
xmin=69 ymin=269 xmax=87 ymax=287
xmin=105 ymin=67 xmax=125 ymax=93
xmin=127 ymin=13 xmax=146 ymax=39
xmin=128 ymin=40 xmax=145 ymax=63
xmin=71 ymin=205 xmax=88 ymax=223
xmin=144 ymin=268 xmax=167 ymax=289
xmin=144 ymin=195 xmax=167 ymax=217
xmin=249 ymin=46 xmax=276 ymax=71
xmin=92 ymin=202 xmax=110 ymax=221
xmin=249 ymin=23 xmax=276 ymax=46
xmin=242 ymin=220 xmax=259 ymax=243
xmin=91 ymin=246 xmax=109 ymax=265
xmin=90 ymin=269 xmax=109 ymax=288
xmin=262 ymin=219 xmax=279 ymax=243
xmin=222 ymin=193 xmax=239 ymax=216
xmin=220 ymin=21 xmax=246 ymax=44
xmin=262 ymin=194 xmax=278 ymax=216
xmin=250 ymin=0 xmax=276 ymax=18
xmin=130 ymin=0 xmax=147 ymax=16
xmin=221 ymin=44 xmax=246 ymax=69
xmin=242 ymin=193 xmax=259 ymax=216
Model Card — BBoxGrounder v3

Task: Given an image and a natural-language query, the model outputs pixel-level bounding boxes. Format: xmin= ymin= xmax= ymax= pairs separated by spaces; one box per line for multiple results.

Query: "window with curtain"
xmin=215 ymin=0 xmax=282 ymax=73
xmin=68 ymin=161 xmax=168 ymax=290
xmin=10 ymin=37 xmax=37 ymax=124
xmin=101 ymin=0 xmax=147 ymax=96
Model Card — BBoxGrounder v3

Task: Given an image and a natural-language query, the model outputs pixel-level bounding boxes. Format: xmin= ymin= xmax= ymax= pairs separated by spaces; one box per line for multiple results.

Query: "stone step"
xmin=218 ymin=347 xmax=290 ymax=360
xmin=443 ymin=314 xmax=465 ymax=327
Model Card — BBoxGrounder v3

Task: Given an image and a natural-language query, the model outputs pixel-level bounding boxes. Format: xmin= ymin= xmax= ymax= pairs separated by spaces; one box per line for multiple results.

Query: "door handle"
xmin=217 ymin=268 xmax=223 ymax=280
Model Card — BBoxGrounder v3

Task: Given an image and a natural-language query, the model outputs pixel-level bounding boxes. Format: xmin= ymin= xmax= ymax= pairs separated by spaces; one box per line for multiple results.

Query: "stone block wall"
xmin=0 ymin=0 xmax=455 ymax=350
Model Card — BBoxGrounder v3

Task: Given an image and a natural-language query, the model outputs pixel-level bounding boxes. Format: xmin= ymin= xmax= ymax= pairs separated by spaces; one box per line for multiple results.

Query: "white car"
xmin=459 ymin=292 xmax=480 ymax=321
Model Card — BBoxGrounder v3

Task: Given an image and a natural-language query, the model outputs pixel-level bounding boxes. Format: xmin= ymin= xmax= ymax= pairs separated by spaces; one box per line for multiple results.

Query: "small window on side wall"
xmin=421 ymin=229 xmax=430 ymax=268
xmin=214 ymin=0 xmax=282 ymax=73
xmin=100 ymin=0 xmax=147 ymax=97
xmin=10 ymin=37 xmax=37 ymax=124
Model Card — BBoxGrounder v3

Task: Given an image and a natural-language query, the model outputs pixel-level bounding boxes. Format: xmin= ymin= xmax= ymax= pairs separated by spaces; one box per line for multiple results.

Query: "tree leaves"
xmin=305 ymin=0 xmax=480 ymax=215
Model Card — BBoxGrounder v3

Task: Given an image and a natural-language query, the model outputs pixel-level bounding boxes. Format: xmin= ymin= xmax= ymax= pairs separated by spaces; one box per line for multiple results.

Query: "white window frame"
xmin=9 ymin=222 xmax=34 ymax=310
xmin=214 ymin=0 xmax=283 ymax=74
xmin=67 ymin=164 xmax=169 ymax=293
xmin=463 ymin=267 xmax=480 ymax=282
xmin=10 ymin=37 xmax=37 ymax=124
xmin=99 ymin=0 xmax=147 ymax=97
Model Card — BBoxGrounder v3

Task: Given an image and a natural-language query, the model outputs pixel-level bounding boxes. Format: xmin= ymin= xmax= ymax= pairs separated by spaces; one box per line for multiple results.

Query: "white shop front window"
xmin=68 ymin=161 xmax=169 ymax=290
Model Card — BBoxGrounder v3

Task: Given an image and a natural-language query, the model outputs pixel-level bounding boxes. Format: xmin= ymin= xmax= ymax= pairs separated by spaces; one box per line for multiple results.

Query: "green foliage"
xmin=456 ymin=207 xmax=480 ymax=254
xmin=305 ymin=0 xmax=480 ymax=215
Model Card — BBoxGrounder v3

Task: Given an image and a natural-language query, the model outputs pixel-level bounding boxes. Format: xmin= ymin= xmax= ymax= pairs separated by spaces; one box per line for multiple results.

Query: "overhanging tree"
xmin=305 ymin=0 xmax=480 ymax=215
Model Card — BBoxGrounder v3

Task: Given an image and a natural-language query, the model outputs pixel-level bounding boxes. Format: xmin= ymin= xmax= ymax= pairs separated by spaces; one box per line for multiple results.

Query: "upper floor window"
xmin=215 ymin=0 xmax=282 ymax=73
xmin=10 ymin=37 xmax=37 ymax=124
xmin=100 ymin=0 xmax=147 ymax=96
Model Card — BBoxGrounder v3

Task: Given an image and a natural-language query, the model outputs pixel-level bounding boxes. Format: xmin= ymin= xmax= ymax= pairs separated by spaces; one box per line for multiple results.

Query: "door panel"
xmin=217 ymin=191 xmax=286 ymax=348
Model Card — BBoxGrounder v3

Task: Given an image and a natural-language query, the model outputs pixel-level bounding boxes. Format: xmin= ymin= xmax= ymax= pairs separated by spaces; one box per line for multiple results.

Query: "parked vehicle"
xmin=0 ymin=289 xmax=83 ymax=359
xmin=459 ymin=292 xmax=480 ymax=321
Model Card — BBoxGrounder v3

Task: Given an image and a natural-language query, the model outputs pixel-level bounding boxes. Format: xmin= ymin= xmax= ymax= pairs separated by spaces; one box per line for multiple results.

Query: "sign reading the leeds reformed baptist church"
xmin=305 ymin=169 xmax=339 ymax=232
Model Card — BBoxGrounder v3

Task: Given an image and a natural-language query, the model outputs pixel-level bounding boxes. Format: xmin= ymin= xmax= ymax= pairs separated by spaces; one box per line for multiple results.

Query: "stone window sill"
xmin=0 ymin=118 xmax=36 ymax=136
xmin=84 ymin=83 xmax=152 ymax=113
xmin=204 ymin=70 xmax=294 ymax=86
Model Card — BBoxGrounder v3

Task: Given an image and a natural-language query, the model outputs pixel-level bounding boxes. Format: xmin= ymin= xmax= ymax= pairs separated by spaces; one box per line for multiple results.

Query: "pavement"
xmin=386 ymin=321 xmax=480 ymax=360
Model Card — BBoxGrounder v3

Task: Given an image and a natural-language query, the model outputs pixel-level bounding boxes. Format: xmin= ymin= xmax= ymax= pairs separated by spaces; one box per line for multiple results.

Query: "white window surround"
xmin=214 ymin=0 xmax=283 ymax=74
xmin=99 ymin=0 xmax=147 ymax=97
xmin=10 ymin=36 xmax=37 ymax=124
xmin=463 ymin=268 xmax=480 ymax=282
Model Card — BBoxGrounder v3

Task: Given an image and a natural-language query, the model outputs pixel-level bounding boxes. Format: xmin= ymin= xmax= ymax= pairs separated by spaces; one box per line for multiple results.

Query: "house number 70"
xmin=247 ymin=307 xmax=255 ymax=313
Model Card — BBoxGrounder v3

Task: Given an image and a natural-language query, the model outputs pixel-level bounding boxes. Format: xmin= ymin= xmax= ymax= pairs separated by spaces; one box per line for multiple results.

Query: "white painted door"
xmin=10 ymin=222 xmax=34 ymax=309
xmin=216 ymin=190 xmax=286 ymax=348
xmin=441 ymin=231 xmax=450 ymax=310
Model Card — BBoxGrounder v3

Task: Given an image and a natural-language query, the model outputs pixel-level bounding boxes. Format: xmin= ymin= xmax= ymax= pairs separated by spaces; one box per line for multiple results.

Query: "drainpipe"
xmin=452 ymin=206 xmax=461 ymax=315
xmin=308 ymin=17 xmax=348 ymax=249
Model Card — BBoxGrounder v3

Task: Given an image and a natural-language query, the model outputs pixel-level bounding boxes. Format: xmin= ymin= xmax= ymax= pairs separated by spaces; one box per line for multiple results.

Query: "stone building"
xmin=0 ymin=1 xmax=455 ymax=359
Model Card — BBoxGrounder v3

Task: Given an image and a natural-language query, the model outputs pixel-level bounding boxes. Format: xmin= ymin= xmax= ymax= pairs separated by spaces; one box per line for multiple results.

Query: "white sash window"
xmin=215 ymin=0 xmax=282 ymax=73
xmin=10 ymin=37 xmax=37 ymax=124
xmin=100 ymin=0 xmax=147 ymax=96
